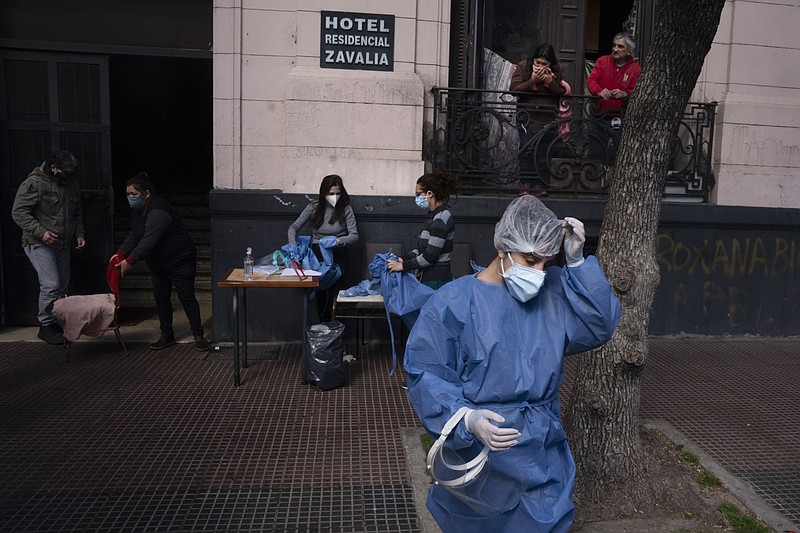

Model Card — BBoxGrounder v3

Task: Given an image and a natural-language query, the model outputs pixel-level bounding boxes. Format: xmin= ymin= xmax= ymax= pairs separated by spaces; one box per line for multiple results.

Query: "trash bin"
xmin=305 ymin=321 xmax=347 ymax=390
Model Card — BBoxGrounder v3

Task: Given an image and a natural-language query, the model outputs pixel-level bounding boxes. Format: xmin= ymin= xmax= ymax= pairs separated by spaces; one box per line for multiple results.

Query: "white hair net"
xmin=493 ymin=195 xmax=564 ymax=257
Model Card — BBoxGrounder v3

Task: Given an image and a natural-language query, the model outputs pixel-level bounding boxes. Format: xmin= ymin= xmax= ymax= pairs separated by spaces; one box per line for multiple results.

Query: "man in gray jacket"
xmin=12 ymin=150 xmax=86 ymax=344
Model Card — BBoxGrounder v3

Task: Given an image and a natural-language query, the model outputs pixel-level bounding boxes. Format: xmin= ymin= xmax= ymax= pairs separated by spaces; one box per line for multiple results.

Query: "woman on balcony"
xmin=510 ymin=43 xmax=568 ymax=131
xmin=510 ymin=43 xmax=571 ymax=183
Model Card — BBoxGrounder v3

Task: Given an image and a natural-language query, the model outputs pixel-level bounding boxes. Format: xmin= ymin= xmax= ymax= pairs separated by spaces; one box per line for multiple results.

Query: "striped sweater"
xmin=402 ymin=205 xmax=455 ymax=282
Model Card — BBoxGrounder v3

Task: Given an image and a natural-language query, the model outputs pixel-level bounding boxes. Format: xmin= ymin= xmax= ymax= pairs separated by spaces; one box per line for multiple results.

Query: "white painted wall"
xmin=213 ymin=0 xmax=451 ymax=196
xmin=694 ymin=0 xmax=800 ymax=207
xmin=214 ymin=0 xmax=798 ymax=207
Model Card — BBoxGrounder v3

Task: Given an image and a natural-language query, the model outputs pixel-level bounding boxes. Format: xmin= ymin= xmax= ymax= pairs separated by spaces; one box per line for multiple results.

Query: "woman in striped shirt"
xmin=387 ymin=171 xmax=459 ymax=289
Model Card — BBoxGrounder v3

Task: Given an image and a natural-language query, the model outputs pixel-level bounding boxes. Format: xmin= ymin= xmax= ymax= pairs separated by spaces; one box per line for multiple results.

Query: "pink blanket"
xmin=53 ymin=294 xmax=117 ymax=342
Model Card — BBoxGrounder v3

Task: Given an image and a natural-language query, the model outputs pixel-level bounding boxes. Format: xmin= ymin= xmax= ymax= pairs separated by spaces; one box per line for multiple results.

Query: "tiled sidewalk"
xmin=638 ymin=338 xmax=800 ymax=526
xmin=0 ymin=336 xmax=798 ymax=531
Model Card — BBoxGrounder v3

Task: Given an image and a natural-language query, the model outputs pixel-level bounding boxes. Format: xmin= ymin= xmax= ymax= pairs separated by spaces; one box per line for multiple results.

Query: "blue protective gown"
xmin=404 ymin=256 xmax=621 ymax=533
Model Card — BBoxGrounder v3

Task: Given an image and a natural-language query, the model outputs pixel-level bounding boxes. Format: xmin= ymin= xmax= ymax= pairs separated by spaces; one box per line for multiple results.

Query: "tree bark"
xmin=565 ymin=0 xmax=727 ymax=501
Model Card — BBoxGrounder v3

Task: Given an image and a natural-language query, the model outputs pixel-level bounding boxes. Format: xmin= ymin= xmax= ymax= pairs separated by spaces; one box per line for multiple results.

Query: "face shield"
xmin=427 ymin=407 xmax=523 ymax=514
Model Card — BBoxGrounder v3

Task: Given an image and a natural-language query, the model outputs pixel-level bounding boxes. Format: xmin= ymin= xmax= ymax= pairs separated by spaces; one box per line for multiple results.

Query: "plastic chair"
xmin=53 ymin=259 xmax=156 ymax=361
xmin=332 ymin=243 xmax=404 ymax=357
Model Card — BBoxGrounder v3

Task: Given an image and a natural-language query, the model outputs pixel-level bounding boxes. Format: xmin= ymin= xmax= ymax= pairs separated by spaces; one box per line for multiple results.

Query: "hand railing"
xmin=429 ymin=87 xmax=716 ymax=201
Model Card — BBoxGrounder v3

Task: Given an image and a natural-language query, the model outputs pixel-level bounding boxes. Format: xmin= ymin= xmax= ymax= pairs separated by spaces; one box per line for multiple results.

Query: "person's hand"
xmin=42 ymin=230 xmax=59 ymax=245
xmin=464 ymin=409 xmax=520 ymax=451
xmin=562 ymin=217 xmax=585 ymax=267
xmin=598 ymin=88 xmax=613 ymax=100
xmin=610 ymin=89 xmax=627 ymax=99
xmin=116 ymin=259 xmax=132 ymax=278
xmin=319 ymin=236 xmax=338 ymax=249
xmin=386 ymin=258 xmax=404 ymax=273
xmin=75 ymin=237 xmax=86 ymax=249
xmin=531 ymin=66 xmax=546 ymax=83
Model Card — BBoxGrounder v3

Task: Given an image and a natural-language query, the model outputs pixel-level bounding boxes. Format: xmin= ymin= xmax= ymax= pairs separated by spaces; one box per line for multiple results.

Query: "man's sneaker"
xmin=150 ymin=334 xmax=176 ymax=350
xmin=193 ymin=335 xmax=210 ymax=352
xmin=38 ymin=324 xmax=64 ymax=345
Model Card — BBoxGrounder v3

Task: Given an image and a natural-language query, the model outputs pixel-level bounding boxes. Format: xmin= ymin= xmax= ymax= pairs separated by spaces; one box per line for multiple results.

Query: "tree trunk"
xmin=565 ymin=0 xmax=727 ymax=501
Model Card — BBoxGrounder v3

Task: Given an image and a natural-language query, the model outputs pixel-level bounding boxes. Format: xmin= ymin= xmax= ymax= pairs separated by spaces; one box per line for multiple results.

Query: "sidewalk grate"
xmin=0 ymin=341 xmax=418 ymax=532
xmin=1 ymin=337 xmax=797 ymax=530
xmin=732 ymin=468 xmax=800 ymax=525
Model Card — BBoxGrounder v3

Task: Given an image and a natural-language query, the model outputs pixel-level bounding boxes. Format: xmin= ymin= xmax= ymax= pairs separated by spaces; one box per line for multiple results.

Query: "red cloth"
xmin=115 ymin=249 xmax=136 ymax=265
xmin=586 ymin=55 xmax=641 ymax=113
xmin=107 ymin=255 xmax=122 ymax=295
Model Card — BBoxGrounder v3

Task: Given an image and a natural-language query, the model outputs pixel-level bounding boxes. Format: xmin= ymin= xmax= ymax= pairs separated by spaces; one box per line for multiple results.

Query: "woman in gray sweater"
xmin=288 ymin=174 xmax=359 ymax=322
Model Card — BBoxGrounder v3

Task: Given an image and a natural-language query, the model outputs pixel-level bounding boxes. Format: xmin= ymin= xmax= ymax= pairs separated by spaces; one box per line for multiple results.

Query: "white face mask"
xmin=326 ymin=194 xmax=340 ymax=207
xmin=500 ymin=255 xmax=546 ymax=302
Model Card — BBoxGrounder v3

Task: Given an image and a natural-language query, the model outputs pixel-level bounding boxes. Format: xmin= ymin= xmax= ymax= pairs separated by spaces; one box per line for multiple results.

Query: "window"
xmin=450 ymin=0 xmax=542 ymax=89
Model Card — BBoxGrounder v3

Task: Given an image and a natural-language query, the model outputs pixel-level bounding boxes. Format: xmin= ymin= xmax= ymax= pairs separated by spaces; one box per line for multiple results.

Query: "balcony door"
xmin=449 ymin=0 xmax=586 ymax=89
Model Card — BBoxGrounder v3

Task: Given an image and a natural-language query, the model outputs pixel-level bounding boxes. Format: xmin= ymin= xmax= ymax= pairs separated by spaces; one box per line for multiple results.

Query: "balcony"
xmin=429 ymin=87 xmax=717 ymax=202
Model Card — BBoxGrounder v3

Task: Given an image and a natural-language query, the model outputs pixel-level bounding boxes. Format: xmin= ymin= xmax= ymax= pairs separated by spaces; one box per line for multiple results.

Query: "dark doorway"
xmin=585 ymin=0 xmax=636 ymax=62
xmin=449 ymin=0 xmax=543 ymax=88
xmin=0 ymin=0 xmax=212 ymax=327
xmin=108 ymin=55 xmax=212 ymax=195
xmin=107 ymin=55 xmax=213 ymax=306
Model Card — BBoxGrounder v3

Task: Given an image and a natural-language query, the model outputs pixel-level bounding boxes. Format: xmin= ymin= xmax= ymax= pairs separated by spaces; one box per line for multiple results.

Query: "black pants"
xmin=149 ymin=257 xmax=204 ymax=337
xmin=311 ymin=244 xmax=349 ymax=323
xmin=588 ymin=115 xmax=623 ymax=160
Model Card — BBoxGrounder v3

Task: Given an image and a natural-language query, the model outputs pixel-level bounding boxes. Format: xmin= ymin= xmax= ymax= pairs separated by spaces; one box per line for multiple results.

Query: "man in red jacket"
xmin=586 ymin=32 xmax=640 ymax=158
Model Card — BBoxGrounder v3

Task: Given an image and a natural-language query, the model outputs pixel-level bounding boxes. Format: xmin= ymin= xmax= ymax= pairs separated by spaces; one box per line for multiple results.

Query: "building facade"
xmin=207 ymin=0 xmax=800 ymax=340
xmin=213 ymin=0 xmax=800 ymax=207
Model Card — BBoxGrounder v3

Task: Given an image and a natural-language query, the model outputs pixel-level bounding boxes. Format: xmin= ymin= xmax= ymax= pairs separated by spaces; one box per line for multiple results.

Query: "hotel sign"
xmin=320 ymin=11 xmax=395 ymax=71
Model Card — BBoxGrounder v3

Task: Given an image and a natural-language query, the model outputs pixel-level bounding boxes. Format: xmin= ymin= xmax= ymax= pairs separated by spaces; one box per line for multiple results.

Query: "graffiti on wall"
xmin=656 ymin=235 xmax=800 ymax=277
xmin=653 ymin=234 xmax=800 ymax=334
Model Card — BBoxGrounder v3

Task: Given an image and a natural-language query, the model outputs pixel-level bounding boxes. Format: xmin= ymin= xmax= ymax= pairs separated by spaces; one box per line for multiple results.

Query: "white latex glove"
xmin=562 ymin=217 xmax=585 ymax=267
xmin=464 ymin=409 xmax=521 ymax=451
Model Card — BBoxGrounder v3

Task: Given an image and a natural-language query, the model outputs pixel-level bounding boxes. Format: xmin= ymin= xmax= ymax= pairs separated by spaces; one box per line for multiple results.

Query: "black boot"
xmin=38 ymin=324 xmax=64 ymax=345
xmin=150 ymin=334 xmax=176 ymax=350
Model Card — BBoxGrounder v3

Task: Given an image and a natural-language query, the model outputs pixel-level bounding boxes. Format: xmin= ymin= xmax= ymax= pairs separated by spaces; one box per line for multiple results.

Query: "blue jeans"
xmin=24 ymin=244 xmax=70 ymax=326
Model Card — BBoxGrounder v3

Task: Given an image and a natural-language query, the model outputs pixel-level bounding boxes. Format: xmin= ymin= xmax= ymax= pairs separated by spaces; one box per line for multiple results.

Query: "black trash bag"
xmin=305 ymin=321 xmax=347 ymax=390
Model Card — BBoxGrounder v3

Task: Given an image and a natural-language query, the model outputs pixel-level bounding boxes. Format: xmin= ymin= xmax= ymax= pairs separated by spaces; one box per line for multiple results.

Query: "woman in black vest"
xmin=111 ymin=173 xmax=209 ymax=351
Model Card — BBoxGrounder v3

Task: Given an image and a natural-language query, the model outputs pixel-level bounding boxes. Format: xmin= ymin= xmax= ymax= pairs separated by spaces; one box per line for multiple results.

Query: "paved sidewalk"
xmin=0 ymin=334 xmax=798 ymax=532
xmin=635 ymin=338 xmax=800 ymax=532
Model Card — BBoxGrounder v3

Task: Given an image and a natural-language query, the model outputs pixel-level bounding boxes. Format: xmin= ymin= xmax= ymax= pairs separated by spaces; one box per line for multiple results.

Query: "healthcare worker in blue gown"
xmin=404 ymin=194 xmax=621 ymax=533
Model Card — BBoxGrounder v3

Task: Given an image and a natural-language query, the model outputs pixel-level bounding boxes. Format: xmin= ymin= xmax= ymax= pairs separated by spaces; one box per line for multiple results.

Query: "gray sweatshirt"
xmin=287 ymin=202 xmax=359 ymax=247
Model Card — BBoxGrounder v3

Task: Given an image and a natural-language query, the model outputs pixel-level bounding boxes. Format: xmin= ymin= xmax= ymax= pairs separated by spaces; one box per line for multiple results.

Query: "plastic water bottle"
xmin=244 ymin=247 xmax=254 ymax=281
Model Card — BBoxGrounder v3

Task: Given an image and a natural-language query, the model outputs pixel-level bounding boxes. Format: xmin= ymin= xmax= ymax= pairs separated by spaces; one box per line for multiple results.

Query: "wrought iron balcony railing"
xmin=429 ymin=87 xmax=717 ymax=202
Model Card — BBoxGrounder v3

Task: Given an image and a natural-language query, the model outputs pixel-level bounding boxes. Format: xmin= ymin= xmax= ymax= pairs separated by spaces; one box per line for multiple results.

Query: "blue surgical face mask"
xmin=128 ymin=195 xmax=146 ymax=209
xmin=500 ymin=255 xmax=546 ymax=302
xmin=415 ymin=194 xmax=429 ymax=209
